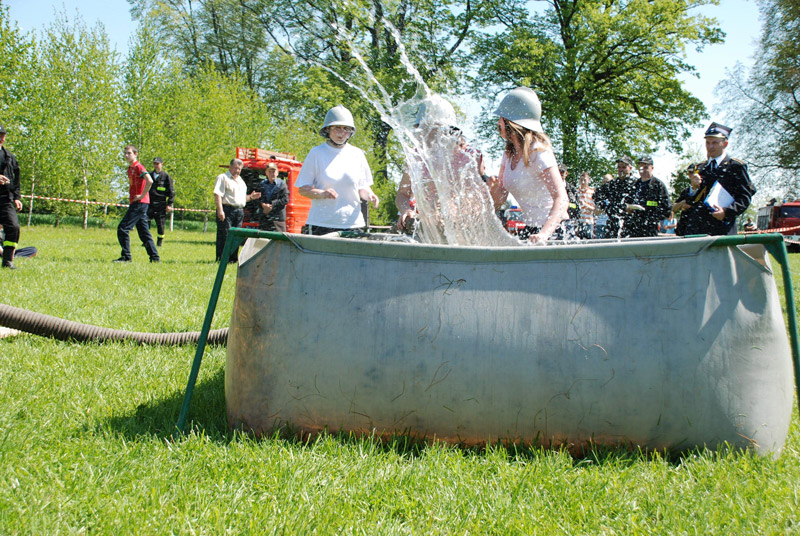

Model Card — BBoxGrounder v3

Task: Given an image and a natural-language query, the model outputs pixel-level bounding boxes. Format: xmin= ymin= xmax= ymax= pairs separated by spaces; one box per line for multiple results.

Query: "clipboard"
xmin=704 ymin=181 xmax=734 ymax=210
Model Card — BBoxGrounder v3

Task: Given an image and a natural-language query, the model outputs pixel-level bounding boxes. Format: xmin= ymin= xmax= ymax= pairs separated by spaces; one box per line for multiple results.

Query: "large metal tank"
xmin=225 ymin=234 xmax=795 ymax=455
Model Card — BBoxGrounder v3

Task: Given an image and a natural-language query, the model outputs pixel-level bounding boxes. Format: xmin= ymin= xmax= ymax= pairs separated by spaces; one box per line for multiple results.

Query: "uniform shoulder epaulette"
xmin=730 ymin=157 xmax=747 ymax=165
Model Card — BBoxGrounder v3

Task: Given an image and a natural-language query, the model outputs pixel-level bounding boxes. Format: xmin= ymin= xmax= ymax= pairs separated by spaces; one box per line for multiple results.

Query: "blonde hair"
xmin=502 ymin=119 xmax=553 ymax=167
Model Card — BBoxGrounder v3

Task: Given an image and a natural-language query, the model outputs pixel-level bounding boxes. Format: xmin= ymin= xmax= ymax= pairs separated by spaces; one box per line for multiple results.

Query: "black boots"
xmin=1 ymin=246 xmax=15 ymax=269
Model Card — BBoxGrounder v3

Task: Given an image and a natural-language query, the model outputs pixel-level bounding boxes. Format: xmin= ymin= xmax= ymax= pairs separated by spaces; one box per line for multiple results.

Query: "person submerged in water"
xmin=395 ymin=95 xmax=488 ymax=236
xmin=489 ymin=87 xmax=569 ymax=244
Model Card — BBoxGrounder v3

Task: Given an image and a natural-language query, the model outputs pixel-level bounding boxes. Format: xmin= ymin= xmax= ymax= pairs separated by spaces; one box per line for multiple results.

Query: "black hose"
xmin=0 ymin=303 xmax=227 ymax=346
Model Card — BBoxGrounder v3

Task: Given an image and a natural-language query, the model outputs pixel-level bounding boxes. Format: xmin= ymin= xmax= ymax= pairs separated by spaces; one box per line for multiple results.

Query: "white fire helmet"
xmin=319 ymin=105 xmax=356 ymax=138
xmin=414 ymin=95 xmax=458 ymax=129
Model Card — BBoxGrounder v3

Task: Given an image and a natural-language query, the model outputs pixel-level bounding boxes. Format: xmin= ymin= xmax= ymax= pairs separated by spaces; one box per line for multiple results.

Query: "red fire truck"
xmin=236 ymin=147 xmax=309 ymax=233
xmin=757 ymin=200 xmax=800 ymax=248
xmin=503 ymin=207 xmax=525 ymax=235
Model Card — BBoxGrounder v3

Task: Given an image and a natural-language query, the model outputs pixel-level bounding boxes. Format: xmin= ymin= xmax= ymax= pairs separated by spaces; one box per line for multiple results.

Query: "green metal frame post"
xmin=174 ymin=228 xmax=289 ymax=435
xmin=174 ymin=230 xmax=245 ymax=434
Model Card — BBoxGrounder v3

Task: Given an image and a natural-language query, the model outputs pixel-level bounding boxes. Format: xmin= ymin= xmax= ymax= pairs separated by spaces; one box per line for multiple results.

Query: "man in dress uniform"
xmin=695 ymin=122 xmax=756 ymax=235
xmin=0 ymin=124 xmax=22 ymax=269
xmin=624 ymin=155 xmax=671 ymax=237
xmin=147 ymin=157 xmax=174 ymax=247
xmin=259 ymin=162 xmax=289 ymax=232
xmin=594 ymin=156 xmax=637 ymax=238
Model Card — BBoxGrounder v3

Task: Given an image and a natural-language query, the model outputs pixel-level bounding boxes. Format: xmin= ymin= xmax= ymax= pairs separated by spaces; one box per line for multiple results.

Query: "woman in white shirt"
xmin=489 ymin=87 xmax=568 ymax=244
xmin=297 ymin=105 xmax=380 ymax=235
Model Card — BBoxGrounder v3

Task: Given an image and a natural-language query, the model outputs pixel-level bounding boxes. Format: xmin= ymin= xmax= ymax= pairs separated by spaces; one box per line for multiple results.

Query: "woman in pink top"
xmin=489 ymin=87 xmax=568 ymax=244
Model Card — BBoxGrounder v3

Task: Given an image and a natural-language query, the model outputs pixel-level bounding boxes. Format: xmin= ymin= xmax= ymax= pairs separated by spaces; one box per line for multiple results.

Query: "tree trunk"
xmin=27 ymin=154 xmax=36 ymax=227
xmin=83 ymin=169 xmax=90 ymax=230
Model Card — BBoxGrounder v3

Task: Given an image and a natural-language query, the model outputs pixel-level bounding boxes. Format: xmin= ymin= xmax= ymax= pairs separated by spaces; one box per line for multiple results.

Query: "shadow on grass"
xmin=99 ymin=370 xmax=731 ymax=465
xmin=102 ymin=367 xmax=231 ymax=442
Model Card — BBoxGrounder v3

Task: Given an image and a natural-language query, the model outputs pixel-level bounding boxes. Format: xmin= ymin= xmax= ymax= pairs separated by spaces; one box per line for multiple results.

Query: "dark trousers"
xmin=148 ymin=203 xmax=167 ymax=238
xmin=302 ymin=224 xmax=344 ymax=236
xmin=216 ymin=205 xmax=244 ymax=262
xmin=518 ymin=220 xmax=575 ymax=242
xmin=117 ymin=201 xmax=159 ymax=261
xmin=259 ymin=217 xmax=286 ymax=232
xmin=0 ymin=199 xmax=20 ymax=247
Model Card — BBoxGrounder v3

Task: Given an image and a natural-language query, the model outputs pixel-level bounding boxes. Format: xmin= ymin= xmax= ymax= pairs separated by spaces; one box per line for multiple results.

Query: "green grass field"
xmin=1 ymin=226 xmax=799 ymax=534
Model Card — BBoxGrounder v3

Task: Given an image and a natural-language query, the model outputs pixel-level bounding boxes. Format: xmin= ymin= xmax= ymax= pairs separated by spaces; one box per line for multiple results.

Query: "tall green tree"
xmin=121 ymin=26 xmax=183 ymax=157
xmin=471 ymin=0 xmax=723 ymax=180
xmin=0 ymin=2 xmax=38 ymax=224
xmin=161 ymin=63 xmax=275 ymax=213
xmin=0 ymin=2 xmax=34 ymax=126
xmin=243 ymin=0 xmax=490 ymax=223
xmin=35 ymin=14 xmax=122 ymax=228
xmin=130 ymin=0 xmax=277 ymax=92
xmin=718 ymin=0 xmax=800 ymax=194
xmin=120 ymin=29 xmax=280 ymax=218
xmin=128 ymin=0 xmax=488 ymax=224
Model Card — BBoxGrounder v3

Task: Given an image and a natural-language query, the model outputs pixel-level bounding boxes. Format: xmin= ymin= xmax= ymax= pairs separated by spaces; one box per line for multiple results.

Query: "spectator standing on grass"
xmin=577 ymin=172 xmax=595 ymax=239
xmin=559 ymin=163 xmax=581 ymax=225
xmin=297 ymin=105 xmax=379 ymax=235
xmin=593 ymin=174 xmax=613 ymax=239
xmin=594 ymin=157 xmax=637 ymax=239
xmin=0 ymin=124 xmax=22 ymax=269
xmin=147 ymin=157 xmax=174 ymax=247
xmin=115 ymin=145 xmax=160 ymax=263
xmin=624 ymin=155 xmax=671 ymax=238
xmin=695 ymin=122 xmax=756 ymax=235
xmin=660 ymin=211 xmax=677 ymax=234
xmin=674 ymin=163 xmax=707 ymax=236
xmin=259 ymin=162 xmax=288 ymax=232
xmin=214 ymin=158 xmax=261 ymax=263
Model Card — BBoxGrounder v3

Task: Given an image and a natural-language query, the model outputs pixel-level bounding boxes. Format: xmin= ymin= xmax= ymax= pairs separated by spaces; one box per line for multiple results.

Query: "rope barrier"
xmin=740 ymin=223 xmax=800 ymax=235
xmin=21 ymin=194 xmax=213 ymax=213
xmin=18 ymin=193 xmax=800 ymax=239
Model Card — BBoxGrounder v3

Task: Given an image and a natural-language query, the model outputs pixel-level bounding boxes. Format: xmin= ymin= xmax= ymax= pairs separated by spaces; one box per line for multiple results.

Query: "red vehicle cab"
xmin=757 ymin=200 xmax=800 ymax=250
xmin=503 ymin=207 xmax=525 ymax=235
xmin=236 ymin=147 xmax=309 ymax=233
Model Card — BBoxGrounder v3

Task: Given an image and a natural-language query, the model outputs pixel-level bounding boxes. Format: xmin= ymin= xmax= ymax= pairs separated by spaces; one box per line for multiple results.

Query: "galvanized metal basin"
xmin=225 ymin=234 xmax=796 ymax=455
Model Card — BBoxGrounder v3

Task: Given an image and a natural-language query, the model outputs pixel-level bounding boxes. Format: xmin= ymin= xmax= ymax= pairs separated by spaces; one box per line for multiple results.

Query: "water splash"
xmin=296 ymin=15 xmax=520 ymax=246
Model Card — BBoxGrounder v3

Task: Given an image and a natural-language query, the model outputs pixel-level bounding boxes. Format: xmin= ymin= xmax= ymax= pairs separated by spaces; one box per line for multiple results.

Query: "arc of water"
xmin=271 ymin=6 xmax=519 ymax=246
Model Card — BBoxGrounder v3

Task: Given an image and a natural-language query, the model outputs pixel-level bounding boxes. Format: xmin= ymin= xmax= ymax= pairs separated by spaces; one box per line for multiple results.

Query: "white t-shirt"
xmin=213 ymin=172 xmax=247 ymax=208
xmin=296 ymin=142 xmax=373 ymax=229
xmin=500 ymin=146 xmax=559 ymax=228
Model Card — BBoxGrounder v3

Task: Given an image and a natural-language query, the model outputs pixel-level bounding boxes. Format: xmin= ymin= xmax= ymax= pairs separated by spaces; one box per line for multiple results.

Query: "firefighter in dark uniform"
xmin=0 ymin=124 xmax=22 ymax=269
xmin=695 ymin=122 xmax=756 ymax=235
xmin=147 ymin=157 xmax=175 ymax=247
xmin=559 ymin=163 xmax=581 ymax=222
xmin=625 ymin=155 xmax=671 ymax=237
xmin=593 ymin=156 xmax=637 ymax=238
xmin=259 ymin=162 xmax=289 ymax=232
xmin=673 ymin=163 xmax=708 ymax=236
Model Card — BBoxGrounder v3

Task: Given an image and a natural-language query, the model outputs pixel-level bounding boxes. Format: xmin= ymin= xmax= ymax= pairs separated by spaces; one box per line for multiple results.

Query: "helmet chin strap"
xmin=326 ymin=131 xmax=351 ymax=148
